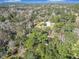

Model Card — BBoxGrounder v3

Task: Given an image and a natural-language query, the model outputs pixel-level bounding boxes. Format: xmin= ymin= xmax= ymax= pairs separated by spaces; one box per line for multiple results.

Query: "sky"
xmin=0 ymin=0 xmax=79 ymax=3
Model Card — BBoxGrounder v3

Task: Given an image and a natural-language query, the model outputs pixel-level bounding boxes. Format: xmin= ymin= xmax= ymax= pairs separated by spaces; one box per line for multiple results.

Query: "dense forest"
xmin=0 ymin=4 xmax=79 ymax=59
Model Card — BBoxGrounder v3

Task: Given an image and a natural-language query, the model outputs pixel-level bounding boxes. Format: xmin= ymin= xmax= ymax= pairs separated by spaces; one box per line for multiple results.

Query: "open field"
xmin=0 ymin=3 xmax=79 ymax=59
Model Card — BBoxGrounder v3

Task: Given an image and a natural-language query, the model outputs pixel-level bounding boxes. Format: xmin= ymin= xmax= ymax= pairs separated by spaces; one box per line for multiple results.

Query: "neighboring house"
xmin=73 ymin=28 xmax=79 ymax=36
xmin=59 ymin=32 xmax=65 ymax=42
xmin=76 ymin=16 xmax=79 ymax=27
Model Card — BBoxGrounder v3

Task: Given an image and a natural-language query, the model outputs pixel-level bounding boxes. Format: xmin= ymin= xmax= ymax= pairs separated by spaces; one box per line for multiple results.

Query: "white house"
xmin=46 ymin=21 xmax=55 ymax=27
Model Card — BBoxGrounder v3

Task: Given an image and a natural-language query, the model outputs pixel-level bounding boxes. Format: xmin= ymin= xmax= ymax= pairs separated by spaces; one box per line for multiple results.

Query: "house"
xmin=35 ymin=21 xmax=55 ymax=30
xmin=46 ymin=21 xmax=55 ymax=27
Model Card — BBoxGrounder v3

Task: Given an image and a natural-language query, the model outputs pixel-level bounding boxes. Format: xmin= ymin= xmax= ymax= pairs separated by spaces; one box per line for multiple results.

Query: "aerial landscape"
xmin=0 ymin=0 xmax=79 ymax=59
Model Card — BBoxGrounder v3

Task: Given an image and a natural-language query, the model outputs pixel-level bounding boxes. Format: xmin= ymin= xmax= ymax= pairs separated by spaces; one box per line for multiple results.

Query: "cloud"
xmin=49 ymin=0 xmax=63 ymax=2
xmin=5 ymin=0 xmax=21 ymax=2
